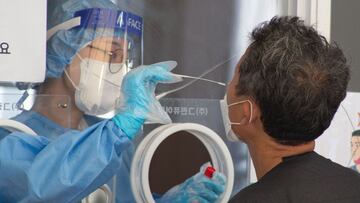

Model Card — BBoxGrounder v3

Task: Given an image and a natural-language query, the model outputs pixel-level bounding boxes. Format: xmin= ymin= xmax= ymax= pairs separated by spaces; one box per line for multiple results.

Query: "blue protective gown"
xmin=0 ymin=110 xmax=137 ymax=203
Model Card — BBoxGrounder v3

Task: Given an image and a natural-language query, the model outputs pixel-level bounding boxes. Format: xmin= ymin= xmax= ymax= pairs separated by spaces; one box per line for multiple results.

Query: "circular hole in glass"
xmin=149 ymin=130 xmax=212 ymax=194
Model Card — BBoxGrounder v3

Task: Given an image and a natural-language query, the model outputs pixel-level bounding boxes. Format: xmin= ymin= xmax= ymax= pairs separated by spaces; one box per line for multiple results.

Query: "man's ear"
xmin=241 ymin=98 xmax=259 ymax=124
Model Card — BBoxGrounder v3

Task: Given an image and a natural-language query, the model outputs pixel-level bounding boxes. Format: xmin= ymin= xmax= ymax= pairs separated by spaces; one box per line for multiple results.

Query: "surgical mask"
xmin=220 ymin=94 xmax=253 ymax=142
xmin=65 ymin=54 xmax=128 ymax=115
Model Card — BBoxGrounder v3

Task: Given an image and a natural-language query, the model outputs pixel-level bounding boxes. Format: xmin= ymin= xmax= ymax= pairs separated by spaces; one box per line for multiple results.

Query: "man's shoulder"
xmin=229 ymin=181 xmax=285 ymax=203
xmin=229 ymin=152 xmax=360 ymax=203
xmin=230 ymin=169 xmax=360 ymax=203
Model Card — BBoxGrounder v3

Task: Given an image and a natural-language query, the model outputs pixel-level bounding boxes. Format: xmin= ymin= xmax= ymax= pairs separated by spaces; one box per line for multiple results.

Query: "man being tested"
xmin=220 ymin=16 xmax=360 ymax=202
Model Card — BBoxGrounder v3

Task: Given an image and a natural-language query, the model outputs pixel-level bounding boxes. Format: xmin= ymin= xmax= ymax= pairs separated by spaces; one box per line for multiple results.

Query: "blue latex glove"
xmin=158 ymin=163 xmax=227 ymax=203
xmin=112 ymin=61 xmax=182 ymax=139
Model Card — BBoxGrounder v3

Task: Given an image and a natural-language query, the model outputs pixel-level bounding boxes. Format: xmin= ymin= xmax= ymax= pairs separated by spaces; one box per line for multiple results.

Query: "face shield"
xmin=59 ymin=8 xmax=143 ymax=115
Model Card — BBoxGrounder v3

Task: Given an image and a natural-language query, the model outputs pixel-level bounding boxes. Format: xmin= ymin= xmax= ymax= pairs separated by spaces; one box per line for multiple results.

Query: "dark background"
xmin=121 ymin=0 xmax=249 ymax=196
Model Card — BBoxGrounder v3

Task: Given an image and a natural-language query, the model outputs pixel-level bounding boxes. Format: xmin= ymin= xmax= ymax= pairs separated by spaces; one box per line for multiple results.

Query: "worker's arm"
xmin=0 ymin=61 xmax=181 ymax=203
xmin=0 ymin=120 xmax=131 ymax=202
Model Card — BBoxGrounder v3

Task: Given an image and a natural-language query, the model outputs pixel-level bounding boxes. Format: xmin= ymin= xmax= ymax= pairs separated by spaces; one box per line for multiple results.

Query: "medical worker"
xmin=0 ymin=0 xmax=226 ymax=202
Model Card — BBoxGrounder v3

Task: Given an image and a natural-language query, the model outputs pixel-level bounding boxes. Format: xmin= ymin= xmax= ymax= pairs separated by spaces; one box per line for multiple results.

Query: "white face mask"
xmin=220 ymin=94 xmax=253 ymax=142
xmin=65 ymin=54 xmax=128 ymax=115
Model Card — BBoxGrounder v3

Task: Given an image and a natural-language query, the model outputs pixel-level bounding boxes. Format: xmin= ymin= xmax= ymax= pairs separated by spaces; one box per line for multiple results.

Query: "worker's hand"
xmin=112 ymin=61 xmax=181 ymax=139
xmin=157 ymin=163 xmax=227 ymax=203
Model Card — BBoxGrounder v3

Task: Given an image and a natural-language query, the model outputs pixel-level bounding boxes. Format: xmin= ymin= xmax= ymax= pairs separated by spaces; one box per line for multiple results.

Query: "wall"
xmin=331 ymin=0 xmax=360 ymax=92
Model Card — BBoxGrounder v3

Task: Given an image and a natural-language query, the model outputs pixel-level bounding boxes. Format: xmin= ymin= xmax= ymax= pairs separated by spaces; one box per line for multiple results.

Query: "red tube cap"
xmin=204 ymin=166 xmax=216 ymax=178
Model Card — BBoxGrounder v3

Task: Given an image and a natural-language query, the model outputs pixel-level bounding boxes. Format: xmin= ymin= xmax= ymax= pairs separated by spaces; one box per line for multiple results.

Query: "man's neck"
xmin=246 ymin=133 xmax=315 ymax=180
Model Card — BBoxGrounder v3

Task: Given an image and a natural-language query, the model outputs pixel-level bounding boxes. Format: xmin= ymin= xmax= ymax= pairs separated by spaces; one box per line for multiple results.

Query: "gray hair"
xmin=236 ymin=16 xmax=350 ymax=145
